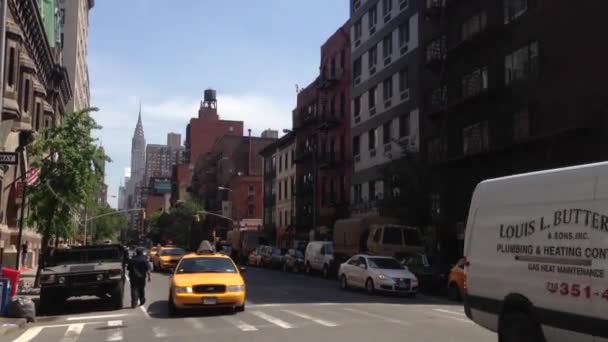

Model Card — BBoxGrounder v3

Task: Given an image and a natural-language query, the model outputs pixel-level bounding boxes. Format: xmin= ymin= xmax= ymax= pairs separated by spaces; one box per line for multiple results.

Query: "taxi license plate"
xmin=203 ymin=297 xmax=217 ymax=305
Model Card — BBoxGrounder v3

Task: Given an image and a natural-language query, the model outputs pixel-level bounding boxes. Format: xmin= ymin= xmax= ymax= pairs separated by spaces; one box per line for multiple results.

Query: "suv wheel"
xmin=110 ymin=283 xmax=124 ymax=310
xmin=499 ymin=312 xmax=545 ymax=342
xmin=322 ymin=264 xmax=329 ymax=278
xmin=340 ymin=275 xmax=349 ymax=290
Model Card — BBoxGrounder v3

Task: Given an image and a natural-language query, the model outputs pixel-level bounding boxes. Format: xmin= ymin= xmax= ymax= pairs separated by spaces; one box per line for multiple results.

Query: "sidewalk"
xmin=17 ymin=267 xmax=40 ymax=296
xmin=0 ymin=317 xmax=27 ymax=337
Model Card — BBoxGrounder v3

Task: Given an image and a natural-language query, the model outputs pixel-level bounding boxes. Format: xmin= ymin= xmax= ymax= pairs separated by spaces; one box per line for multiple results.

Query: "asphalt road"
xmin=7 ymin=267 xmax=496 ymax=342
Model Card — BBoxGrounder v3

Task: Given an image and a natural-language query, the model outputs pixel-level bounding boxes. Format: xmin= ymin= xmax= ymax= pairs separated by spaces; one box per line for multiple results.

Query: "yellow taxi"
xmin=152 ymin=246 xmax=186 ymax=272
xmin=168 ymin=241 xmax=246 ymax=315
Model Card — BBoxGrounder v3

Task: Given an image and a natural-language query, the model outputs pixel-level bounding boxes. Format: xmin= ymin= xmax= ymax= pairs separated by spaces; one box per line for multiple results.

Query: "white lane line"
xmin=250 ymin=311 xmax=294 ymax=329
xmin=106 ymin=320 xmax=124 ymax=341
xmin=281 ymin=309 xmax=338 ymax=327
xmin=222 ymin=316 xmax=258 ymax=332
xmin=433 ymin=308 xmax=467 ymax=317
xmin=59 ymin=323 xmax=84 ymax=342
xmin=185 ymin=317 xmax=206 ymax=331
xmin=140 ymin=305 xmax=151 ymax=319
xmin=431 ymin=312 xmax=473 ymax=324
xmin=67 ymin=313 xmax=129 ymax=321
xmin=343 ymin=307 xmax=411 ymax=326
xmin=12 ymin=327 xmax=44 ymax=342
xmin=152 ymin=326 xmax=168 ymax=338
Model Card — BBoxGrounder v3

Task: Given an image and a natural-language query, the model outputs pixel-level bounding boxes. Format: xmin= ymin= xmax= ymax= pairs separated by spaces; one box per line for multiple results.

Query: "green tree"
xmin=88 ymin=203 xmax=128 ymax=243
xmin=27 ymin=108 xmax=109 ymax=286
xmin=147 ymin=200 xmax=207 ymax=250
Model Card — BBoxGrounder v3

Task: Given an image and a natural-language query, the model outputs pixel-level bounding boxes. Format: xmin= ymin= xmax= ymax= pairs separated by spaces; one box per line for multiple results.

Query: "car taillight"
xmin=463 ymin=256 xmax=470 ymax=294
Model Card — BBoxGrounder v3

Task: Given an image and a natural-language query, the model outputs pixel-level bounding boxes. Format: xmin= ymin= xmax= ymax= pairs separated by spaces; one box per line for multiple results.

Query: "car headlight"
xmin=174 ymin=286 xmax=192 ymax=294
xmin=227 ymin=284 xmax=245 ymax=292
xmin=41 ymin=275 xmax=56 ymax=284
xmin=377 ymin=274 xmax=389 ymax=280
xmin=96 ymin=274 xmax=104 ymax=281
xmin=58 ymin=276 xmax=66 ymax=284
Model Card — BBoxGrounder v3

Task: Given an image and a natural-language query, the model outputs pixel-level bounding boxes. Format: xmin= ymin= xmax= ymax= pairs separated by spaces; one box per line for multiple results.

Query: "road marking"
xmin=67 ymin=313 xmax=129 ymax=321
xmin=13 ymin=327 xmax=44 ymax=342
xmin=433 ymin=308 xmax=467 ymax=317
xmin=430 ymin=312 xmax=473 ymax=324
xmin=140 ymin=305 xmax=151 ymax=319
xmin=60 ymin=323 xmax=84 ymax=342
xmin=106 ymin=320 xmax=124 ymax=341
xmin=185 ymin=317 xmax=206 ymax=331
xmin=251 ymin=311 xmax=294 ymax=329
xmin=281 ymin=309 xmax=338 ymax=327
xmin=222 ymin=316 xmax=258 ymax=331
xmin=152 ymin=326 xmax=168 ymax=338
xmin=343 ymin=307 xmax=411 ymax=326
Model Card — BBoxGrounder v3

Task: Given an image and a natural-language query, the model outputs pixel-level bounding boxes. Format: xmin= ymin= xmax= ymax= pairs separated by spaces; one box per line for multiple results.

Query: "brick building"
xmin=294 ymin=22 xmax=352 ymax=239
xmin=422 ymin=0 xmax=608 ymax=260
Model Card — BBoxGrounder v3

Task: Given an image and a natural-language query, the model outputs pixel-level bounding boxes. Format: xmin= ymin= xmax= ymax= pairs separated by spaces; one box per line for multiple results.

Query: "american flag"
xmin=26 ymin=167 xmax=40 ymax=186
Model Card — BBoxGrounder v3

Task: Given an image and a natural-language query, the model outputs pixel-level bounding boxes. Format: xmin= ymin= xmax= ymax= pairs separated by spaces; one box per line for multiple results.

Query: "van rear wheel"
xmin=499 ymin=312 xmax=545 ymax=342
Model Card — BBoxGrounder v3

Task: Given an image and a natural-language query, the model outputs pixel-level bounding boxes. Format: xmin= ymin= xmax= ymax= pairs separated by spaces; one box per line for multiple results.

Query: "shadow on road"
xmin=147 ymin=299 xmax=237 ymax=319
xmin=35 ymin=297 xmax=126 ymax=320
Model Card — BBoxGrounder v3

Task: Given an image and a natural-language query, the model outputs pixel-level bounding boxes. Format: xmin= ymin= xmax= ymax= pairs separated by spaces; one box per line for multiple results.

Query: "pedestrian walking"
xmin=127 ymin=247 xmax=151 ymax=308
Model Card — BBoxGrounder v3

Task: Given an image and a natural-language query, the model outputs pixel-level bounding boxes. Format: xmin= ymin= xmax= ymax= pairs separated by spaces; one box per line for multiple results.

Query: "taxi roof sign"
xmin=196 ymin=240 xmax=214 ymax=254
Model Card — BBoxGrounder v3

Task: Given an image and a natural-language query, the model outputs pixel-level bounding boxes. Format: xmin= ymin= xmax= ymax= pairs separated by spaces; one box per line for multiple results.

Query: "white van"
xmin=464 ymin=162 xmax=608 ymax=342
xmin=305 ymin=241 xmax=334 ymax=278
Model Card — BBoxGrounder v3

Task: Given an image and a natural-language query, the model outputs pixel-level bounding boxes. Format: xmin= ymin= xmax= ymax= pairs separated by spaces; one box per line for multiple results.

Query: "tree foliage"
xmin=27 ymin=108 xmax=109 ymax=284
xmin=147 ymin=200 xmax=209 ymax=250
xmin=88 ymin=202 xmax=128 ymax=243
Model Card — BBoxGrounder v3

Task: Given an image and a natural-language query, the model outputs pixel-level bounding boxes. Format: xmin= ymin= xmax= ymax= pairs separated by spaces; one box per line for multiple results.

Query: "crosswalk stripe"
xmin=106 ymin=320 xmax=124 ymax=341
xmin=343 ymin=307 xmax=411 ymax=326
xmin=251 ymin=311 xmax=294 ymax=329
xmin=186 ymin=317 xmax=206 ymax=331
xmin=222 ymin=316 xmax=258 ymax=331
xmin=433 ymin=308 xmax=467 ymax=317
xmin=13 ymin=327 xmax=44 ymax=342
xmin=281 ymin=309 xmax=338 ymax=327
xmin=67 ymin=314 xmax=128 ymax=321
xmin=153 ymin=326 xmax=169 ymax=338
xmin=60 ymin=323 xmax=84 ymax=342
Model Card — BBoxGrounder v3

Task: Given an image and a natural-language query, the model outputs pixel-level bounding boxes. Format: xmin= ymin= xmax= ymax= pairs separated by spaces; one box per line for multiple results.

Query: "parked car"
xmin=401 ymin=253 xmax=451 ymax=294
xmin=447 ymin=258 xmax=466 ymax=301
xmin=283 ymin=248 xmax=305 ymax=273
xmin=264 ymin=247 xmax=285 ymax=269
xmin=338 ymin=255 xmax=418 ymax=296
xmin=304 ymin=241 xmax=335 ymax=278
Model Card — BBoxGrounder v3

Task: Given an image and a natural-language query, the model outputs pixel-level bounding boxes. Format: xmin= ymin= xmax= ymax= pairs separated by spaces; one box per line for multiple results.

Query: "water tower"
xmin=199 ymin=88 xmax=219 ymax=120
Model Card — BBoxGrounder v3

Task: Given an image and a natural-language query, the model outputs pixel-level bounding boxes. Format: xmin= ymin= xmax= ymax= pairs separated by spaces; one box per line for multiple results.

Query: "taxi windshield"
xmin=160 ymin=248 xmax=185 ymax=257
xmin=176 ymin=257 xmax=237 ymax=274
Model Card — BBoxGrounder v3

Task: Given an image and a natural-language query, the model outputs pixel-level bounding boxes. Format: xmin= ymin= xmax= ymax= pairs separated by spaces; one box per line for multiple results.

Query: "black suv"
xmin=39 ymin=244 xmax=127 ymax=312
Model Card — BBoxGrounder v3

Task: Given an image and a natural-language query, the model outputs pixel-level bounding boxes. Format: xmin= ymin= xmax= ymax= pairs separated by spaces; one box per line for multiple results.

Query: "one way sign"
xmin=0 ymin=152 xmax=18 ymax=165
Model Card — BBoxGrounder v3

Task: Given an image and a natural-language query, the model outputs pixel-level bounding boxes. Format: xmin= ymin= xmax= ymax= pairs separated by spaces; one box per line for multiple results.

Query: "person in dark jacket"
xmin=127 ymin=248 xmax=151 ymax=308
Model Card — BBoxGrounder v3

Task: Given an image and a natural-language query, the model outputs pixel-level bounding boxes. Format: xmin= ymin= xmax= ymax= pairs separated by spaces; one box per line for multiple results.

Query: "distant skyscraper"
xmin=167 ymin=133 xmax=181 ymax=148
xmin=128 ymin=104 xmax=146 ymax=230
xmin=145 ymin=143 xmax=185 ymax=186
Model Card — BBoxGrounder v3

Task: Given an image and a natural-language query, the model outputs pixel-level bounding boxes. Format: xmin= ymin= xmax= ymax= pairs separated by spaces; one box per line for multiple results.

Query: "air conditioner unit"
xmin=400 ymin=89 xmax=410 ymax=101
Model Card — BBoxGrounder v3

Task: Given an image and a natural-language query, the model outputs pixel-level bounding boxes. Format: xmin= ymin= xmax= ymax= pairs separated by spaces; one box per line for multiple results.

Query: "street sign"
xmin=15 ymin=181 xmax=24 ymax=204
xmin=0 ymin=152 xmax=17 ymax=165
xmin=26 ymin=167 xmax=40 ymax=186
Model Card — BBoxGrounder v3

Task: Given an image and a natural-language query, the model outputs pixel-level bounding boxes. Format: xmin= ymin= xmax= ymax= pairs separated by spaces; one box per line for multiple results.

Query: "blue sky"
xmin=89 ymin=0 xmax=349 ymax=208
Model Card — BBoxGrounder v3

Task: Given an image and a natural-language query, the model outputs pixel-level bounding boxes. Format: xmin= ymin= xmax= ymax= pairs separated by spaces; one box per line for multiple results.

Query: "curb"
xmin=0 ymin=318 xmax=27 ymax=337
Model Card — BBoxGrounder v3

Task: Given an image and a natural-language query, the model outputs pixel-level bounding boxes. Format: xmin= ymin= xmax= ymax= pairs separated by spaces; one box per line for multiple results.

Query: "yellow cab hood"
xmin=173 ymin=272 xmax=244 ymax=287
xmin=160 ymin=255 xmax=182 ymax=262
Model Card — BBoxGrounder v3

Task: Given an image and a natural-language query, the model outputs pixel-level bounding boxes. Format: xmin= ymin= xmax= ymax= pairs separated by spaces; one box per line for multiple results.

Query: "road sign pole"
xmin=15 ymin=149 xmax=27 ymax=269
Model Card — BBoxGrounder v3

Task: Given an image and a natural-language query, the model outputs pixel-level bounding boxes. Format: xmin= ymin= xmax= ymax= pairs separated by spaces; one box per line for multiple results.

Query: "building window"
xmin=504 ymin=0 xmax=535 ymax=24
xmin=271 ymin=183 xmax=276 ymax=196
xmin=368 ymin=4 xmax=377 ymax=29
xmin=368 ymin=44 xmax=377 ymax=69
xmin=7 ymin=47 xmax=15 ymax=87
xmin=383 ymin=34 xmax=393 ymax=59
xmin=330 ymin=96 xmax=336 ymax=116
xmin=278 ymin=182 xmax=282 ymax=200
xmin=369 ymin=180 xmax=377 ymax=200
xmin=383 ymin=0 xmax=393 ymax=18
xmin=330 ymin=58 xmax=336 ymax=78
xmin=461 ymin=66 xmax=488 ymax=98
xmin=383 ymin=121 xmax=392 ymax=144
xmin=284 ymin=179 xmax=288 ymax=199
xmin=383 ymin=77 xmax=393 ymax=102
xmin=23 ymin=79 xmax=31 ymax=113
xmin=279 ymin=210 xmax=282 ymax=227
xmin=340 ymin=49 xmax=345 ymax=69
xmin=340 ymin=92 xmax=345 ymax=117
xmin=330 ymin=178 xmax=336 ymax=204
xmin=34 ymin=103 xmax=41 ymax=131
xmin=400 ymin=114 xmax=410 ymax=138
xmin=354 ymin=184 xmax=362 ymax=203
xmin=354 ymin=19 xmax=362 ymax=41
xmin=354 ymin=96 xmax=361 ymax=118
xmin=353 ymin=135 xmax=361 ymax=156
xmin=368 ymin=86 xmax=377 ymax=109
xmin=505 ymin=42 xmax=539 ymax=84
xmin=340 ymin=136 xmax=345 ymax=161
xmin=271 ymin=156 xmax=276 ymax=170
xmin=463 ymin=121 xmax=490 ymax=155
xmin=368 ymin=128 xmax=377 ymax=151
xmin=461 ymin=11 xmax=487 ymax=41
xmin=426 ymin=36 xmax=447 ymax=62
xmin=398 ymin=22 xmax=410 ymax=47
xmin=248 ymin=205 xmax=255 ymax=216
xmin=399 ymin=68 xmax=408 ymax=92
xmin=513 ymin=108 xmax=530 ymax=142
xmin=354 ymin=57 xmax=362 ymax=79
xmin=431 ymin=86 xmax=448 ymax=108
